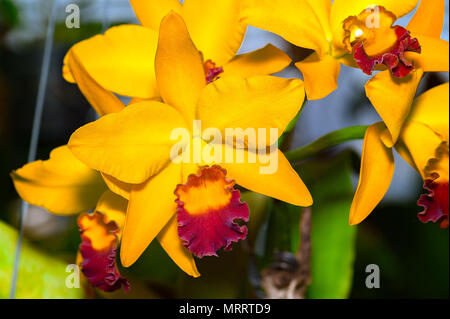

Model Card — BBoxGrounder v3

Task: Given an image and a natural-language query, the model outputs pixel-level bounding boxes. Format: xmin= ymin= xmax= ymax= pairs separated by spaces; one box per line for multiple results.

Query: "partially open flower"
xmin=78 ymin=211 xmax=129 ymax=292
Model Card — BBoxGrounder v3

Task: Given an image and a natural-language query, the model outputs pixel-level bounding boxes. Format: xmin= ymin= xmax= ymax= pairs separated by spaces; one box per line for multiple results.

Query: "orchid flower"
xmin=65 ymin=12 xmax=312 ymax=276
xmin=241 ymin=0 xmax=449 ymax=147
xmin=350 ymin=82 xmax=449 ymax=228
xmin=62 ymin=0 xmax=292 ymax=103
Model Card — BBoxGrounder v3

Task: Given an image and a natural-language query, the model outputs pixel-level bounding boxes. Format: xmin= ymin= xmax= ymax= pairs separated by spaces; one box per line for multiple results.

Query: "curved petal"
xmin=365 ymin=68 xmax=423 ymax=147
xmin=407 ymin=0 xmax=445 ymax=38
xmin=398 ymin=121 xmax=445 ymax=178
xmin=240 ymin=0 xmax=329 ymax=55
xmin=120 ymin=163 xmax=182 ymax=267
xmin=221 ymin=146 xmax=313 ymax=207
xmin=65 ymin=50 xmax=124 ymax=116
xmin=11 ymin=146 xmax=106 ymax=215
xmin=349 ymin=122 xmax=395 ymax=225
xmin=68 ymin=101 xmax=186 ymax=184
xmin=157 ymin=215 xmax=200 ymax=278
xmin=408 ymin=82 xmax=450 ymax=141
xmin=183 ymin=0 xmax=246 ymax=65
xmin=198 ymin=75 xmax=305 ymax=147
xmin=95 ymin=190 xmax=127 ymax=238
xmin=65 ymin=24 xmax=159 ymax=99
xmin=223 ymin=44 xmax=292 ymax=78
xmin=155 ymin=12 xmax=206 ymax=124
xmin=330 ymin=0 xmax=419 ymax=33
xmin=130 ymin=0 xmax=182 ymax=30
xmin=295 ymin=52 xmax=341 ymax=100
xmin=405 ymin=35 xmax=449 ymax=72
xmin=102 ymin=173 xmax=131 ymax=200
xmin=306 ymin=0 xmax=332 ymax=39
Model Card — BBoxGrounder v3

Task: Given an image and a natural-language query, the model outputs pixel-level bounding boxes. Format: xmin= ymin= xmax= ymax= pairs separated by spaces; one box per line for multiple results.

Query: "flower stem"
xmin=285 ymin=125 xmax=368 ymax=163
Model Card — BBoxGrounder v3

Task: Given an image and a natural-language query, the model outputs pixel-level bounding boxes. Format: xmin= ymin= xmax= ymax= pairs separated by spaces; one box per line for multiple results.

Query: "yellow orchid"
xmin=350 ymin=82 xmax=449 ymax=227
xmin=67 ymin=12 xmax=312 ymax=276
xmin=240 ymin=0 xmax=449 ymax=146
xmin=62 ymin=0 xmax=292 ymax=103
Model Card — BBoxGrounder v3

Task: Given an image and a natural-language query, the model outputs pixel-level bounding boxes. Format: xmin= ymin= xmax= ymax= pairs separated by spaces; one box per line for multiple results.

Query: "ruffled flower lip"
xmin=78 ymin=212 xmax=130 ymax=293
xmin=417 ymin=173 xmax=449 ymax=228
xmin=175 ymin=165 xmax=249 ymax=258
xmin=204 ymin=59 xmax=224 ymax=83
xmin=353 ymin=26 xmax=421 ymax=77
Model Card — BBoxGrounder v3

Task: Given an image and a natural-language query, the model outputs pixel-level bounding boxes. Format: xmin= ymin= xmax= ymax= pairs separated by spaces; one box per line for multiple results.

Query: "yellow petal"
xmin=65 ymin=24 xmax=159 ymax=99
xmin=398 ymin=121 xmax=445 ymax=178
xmin=330 ymin=0 xmax=419 ymax=33
xmin=65 ymin=50 xmax=124 ymax=116
xmin=155 ymin=12 xmax=206 ymax=124
xmin=349 ymin=122 xmax=395 ymax=225
xmin=102 ymin=173 xmax=131 ymax=200
xmin=130 ymin=0 xmax=182 ymax=30
xmin=198 ymin=75 xmax=305 ymax=147
xmin=407 ymin=0 xmax=445 ymax=37
xmin=295 ymin=52 xmax=340 ymax=100
xmin=408 ymin=82 xmax=449 ymax=142
xmin=240 ymin=0 xmax=329 ymax=55
xmin=223 ymin=44 xmax=292 ymax=78
xmin=183 ymin=0 xmax=246 ymax=65
xmin=11 ymin=146 xmax=106 ymax=215
xmin=95 ymin=190 xmax=127 ymax=238
xmin=120 ymin=163 xmax=182 ymax=267
xmin=68 ymin=101 xmax=186 ymax=184
xmin=405 ymin=35 xmax=449 ymax=72
xmin=365 ymin=68 xmax=423 ymax=147
xmin=157 ymin=215 xmax=200 ymax=278
xmin=305 ymin=0 xmax=332 ymax=39
xmin=221 ymin=146 xmax=313 ymax=207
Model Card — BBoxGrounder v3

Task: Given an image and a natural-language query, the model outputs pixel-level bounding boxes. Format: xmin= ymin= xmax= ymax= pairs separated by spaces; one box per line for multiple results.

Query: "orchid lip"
xmin=175 ymin=165 xmax=249 ymax=258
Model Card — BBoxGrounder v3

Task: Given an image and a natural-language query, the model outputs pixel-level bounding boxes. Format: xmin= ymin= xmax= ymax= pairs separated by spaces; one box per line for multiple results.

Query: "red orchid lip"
xmin=78 ymin=212 xmax=130 ymax=292
xmin=204 ymin=59 xmax=224 ymax=83
xmin=353 ymin=26 xmax=421 ymax=77
xmin=417 ymin=174 xmax=449 ymax=229
xmin=175 ymin=165 xmax=249 ymax=258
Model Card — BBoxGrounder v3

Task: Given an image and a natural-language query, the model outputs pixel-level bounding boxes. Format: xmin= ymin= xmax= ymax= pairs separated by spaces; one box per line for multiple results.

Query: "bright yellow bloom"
xmin=66 ymin=12 xmax=312 ymax=275
xmin=62 ymin=0 xmax=292 ymax=103
xmin=350 ymin=82 xmax=449 ymax=227
xmin=241 ymin=0 xmax=449 ymax=145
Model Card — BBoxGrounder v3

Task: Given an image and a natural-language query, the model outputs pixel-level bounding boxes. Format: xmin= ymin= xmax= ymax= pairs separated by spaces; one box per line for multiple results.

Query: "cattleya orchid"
xmin=350 ymin=82 xmax=449 ymax=228
xmin=62 ymin=0 xmax=292 ymax=103
xmin=241 ymin=0 xmax=449 ymax=147
xmin=66 ymin=12 xmax=312 ymax=276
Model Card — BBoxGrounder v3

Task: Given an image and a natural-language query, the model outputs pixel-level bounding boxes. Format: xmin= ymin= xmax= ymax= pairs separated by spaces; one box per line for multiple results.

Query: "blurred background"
xmin=0 ymin=0 xmax=448 ymax=299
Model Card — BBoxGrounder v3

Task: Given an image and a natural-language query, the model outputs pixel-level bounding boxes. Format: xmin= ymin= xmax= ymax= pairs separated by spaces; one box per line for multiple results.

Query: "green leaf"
xmin=0 ymin=221 xmax=85 ymax=299
xmin=286 ymin=125 xmax=367 ymax=163
xmin=299 ymin=153 xmax=357 ymax=299
xmin=0 ymin=0 xmax=19 ymax=28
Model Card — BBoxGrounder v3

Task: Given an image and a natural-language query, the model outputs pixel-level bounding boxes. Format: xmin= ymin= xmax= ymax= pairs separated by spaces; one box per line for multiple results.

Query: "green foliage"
xmin=299 ymin=153 xmax=357 ymax=299
xmin=0 ymin=221 xmax=84 ymax=299
xmin=0 ymin=0 xmax=19 ymax=28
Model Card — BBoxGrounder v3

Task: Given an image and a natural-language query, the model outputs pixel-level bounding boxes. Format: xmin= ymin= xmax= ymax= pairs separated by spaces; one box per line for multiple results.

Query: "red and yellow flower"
xmin=350 ymin=82 xmax=449 ymax=228
xmin=241 ymin=0 xmax=449 ymax=147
